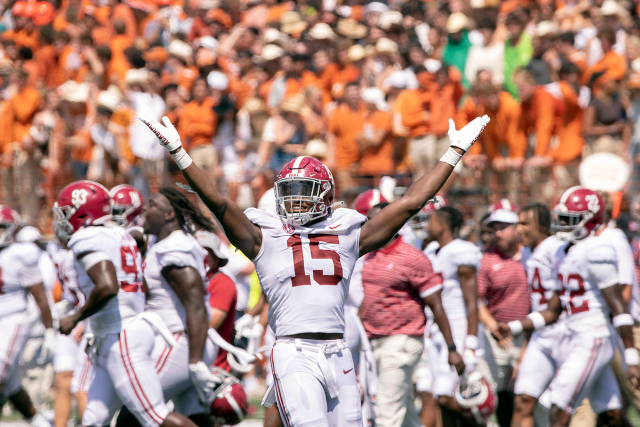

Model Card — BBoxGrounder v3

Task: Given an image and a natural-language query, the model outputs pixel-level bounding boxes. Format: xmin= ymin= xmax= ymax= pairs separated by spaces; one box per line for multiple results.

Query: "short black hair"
xmin=558 ymin=32 xmax=575 ymax=45
xmin=433 ymin=206 xmax=464 ymax=235
xmin=559 ymin=62 xmax=580 ymax=77
xmin=519 ymin=203 xmax=551 ymax=236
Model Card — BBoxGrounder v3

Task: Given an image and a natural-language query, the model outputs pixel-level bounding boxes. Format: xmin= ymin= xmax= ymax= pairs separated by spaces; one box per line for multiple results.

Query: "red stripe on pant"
xmin=119 ymin=331 xmax=164 ymax=425
xmin=0 ymin=324 xmax=21 ymax=382
xmin=567 ymin=338 xmax=602 ymax=411
xmin=271 ymin=344 xmax=293 ymax=427
xmin=156 ymin=333 xmax=182 ymax=374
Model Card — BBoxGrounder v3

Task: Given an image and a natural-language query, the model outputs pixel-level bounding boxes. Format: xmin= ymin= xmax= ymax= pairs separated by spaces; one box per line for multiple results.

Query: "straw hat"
xmin=58 ymin=80 xmax=90 ymax=103
xmin=308 ymin=23 xmax=335 ymax=40
xmin=600 ymin=0 xmax=630 ymax=19
xmin=364 ymin=2 xmax=389 ymax=14
xmin=305 ymin=139 xmax=328 ymax=159
xmin=375 ymin=37 xmax=398 ymax=54
xmin=378 ymin=11 xmax=403 ymax=30
xmin=337 ymin=18 xmax=368 ymax=39
xmin=280 ymin=95 xmax=305 ymax=114
xmin=168 ymin=40 xmax=193 ymax=63
xmin=97 ymin=90 xmax=120 ymax=112
xmin=198 ymin=36 xmax=219 ymax=51
xmin=446 ymin=12 xmax=469 ymax=33
xmin=124 ymin=68 xmax=149 ymax=86
xmin=238 ymin=97 xmax=267 ymax=115
xmin=535 ymin=20 xmax=558 ymax=38
xmin=280 ymin=11 xmax=307 ymax=34
xmin=348 ymin=45 xmax=365 ymax=62
xmin=261 ymin=44 xmax=284 ymax=62
xmin=263 ymin=28 xmax=289 ymax=45
xmin=383 ymin=70 xmax=408 ymax=89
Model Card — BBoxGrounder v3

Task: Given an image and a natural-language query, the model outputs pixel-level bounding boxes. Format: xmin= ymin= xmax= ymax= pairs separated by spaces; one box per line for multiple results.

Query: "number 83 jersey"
xmin=69 ymin=224 xmax=145 ymax=336
xmin=245 ymin=208 xmax=367 ymax=336
xmin=554 ymin=235 xmax=618 ymax=338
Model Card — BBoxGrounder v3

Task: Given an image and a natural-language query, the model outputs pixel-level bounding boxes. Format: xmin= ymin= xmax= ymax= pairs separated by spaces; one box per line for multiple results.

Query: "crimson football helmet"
xmin=409 ymin=194 xmax=447 ymax=231
xmin=206 ymin=367 xmax=249 ymax=426
xmin=110 ymin=184 xmax=144 ymax=227
xmin=53 ymin=181 xmax=112 ymax=243
xmin=489 ymin=199 xmax=518 ymax=213
xmin=0 ymin=206 xmax=21 ymax=248
xmin=454 ymin=372 xmax=497 ymax=424
xmin=352 ymin=189 xmax=387 ymax=216
xmin=552 ymin=186 xmax=605 ymax=242
xmin=275 ymin=156 xmax=335 ymax=226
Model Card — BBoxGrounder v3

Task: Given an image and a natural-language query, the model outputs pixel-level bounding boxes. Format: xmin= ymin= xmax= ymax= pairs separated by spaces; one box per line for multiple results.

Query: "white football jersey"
xmin=555 ymin=235 xmax=617 ymax=337
xmin=521 ymin=236 xmax=567 ymax=313
xmin=424 ymin=239 xmax=481 ymax=322
xmin=69 ymin=225 xmax=145 ymax=336
xmin=47 ymin=242 xmax=83 ymax=309
xmin=144 ymin=230 xmax=208 ymax=333
xmin=0 ymin=242 xmax=42 ymax=317
xmin=245 ymin=207 xmax=366 ymax=336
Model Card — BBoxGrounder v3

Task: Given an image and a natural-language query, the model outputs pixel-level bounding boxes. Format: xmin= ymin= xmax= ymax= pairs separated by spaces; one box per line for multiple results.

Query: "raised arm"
xmin=138 ymin=115 xmax=263 ymax=259
xmin=359 ymin=116 xmax=489 ymax=256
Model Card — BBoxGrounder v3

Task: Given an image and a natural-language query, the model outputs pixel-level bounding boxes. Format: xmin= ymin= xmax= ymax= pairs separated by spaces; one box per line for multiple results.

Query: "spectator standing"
xmin=358 ymin=87 xmax=394 ymax=185
xmin=361 ymin=203 xmax=464 ymax=427
xmin=476 ymin=209 xmax=530 ymax=427
xmin=442 ymin=13 xmax=471 ymax=87
xmin=465 ymin=16 xmax=504 ymax=86
xmin=196 ymin=231 xmax=235 ymax=372
xmin=503 ymin=12 xmax=533 ymax=100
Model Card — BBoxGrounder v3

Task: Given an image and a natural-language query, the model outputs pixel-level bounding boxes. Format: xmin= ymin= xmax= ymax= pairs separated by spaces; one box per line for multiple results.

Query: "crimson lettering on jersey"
xmin=521 ymin=236 xmax=566 ymax=313
xmin=287 ymin=235 xmax=343 ymax=287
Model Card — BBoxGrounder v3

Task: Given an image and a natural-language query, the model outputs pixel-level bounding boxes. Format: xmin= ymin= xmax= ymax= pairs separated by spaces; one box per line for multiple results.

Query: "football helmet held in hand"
xmin=206 ymin=367 xmax=249 ymax=426
xmin=454 ymin=372 xmax=497 ymax=424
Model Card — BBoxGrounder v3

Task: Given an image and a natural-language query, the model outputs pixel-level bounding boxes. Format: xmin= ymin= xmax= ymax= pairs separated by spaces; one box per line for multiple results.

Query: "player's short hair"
xmin=158 ymin=187 xmax=216 ymax=233
xmin=434 ymin=206 xmax=464 ymax=236
xmin=519 ymin=203 xmax=551 ymax=236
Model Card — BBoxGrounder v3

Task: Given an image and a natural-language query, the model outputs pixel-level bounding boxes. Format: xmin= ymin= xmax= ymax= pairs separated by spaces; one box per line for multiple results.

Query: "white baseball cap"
xmin=207 ymin=71 xmax=229 ymax=91
xmin=483 ymin=209 xmax=519 ymax=226
xmin=361 ymin=87 xmax=388 ymax=111
xmin=195 ymin=230 xmax=229 ymax=267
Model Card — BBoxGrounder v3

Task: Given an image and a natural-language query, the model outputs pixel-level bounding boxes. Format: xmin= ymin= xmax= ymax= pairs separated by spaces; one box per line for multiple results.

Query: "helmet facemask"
xmin=409 ymin=212 xmax=430 ymax=240
xmin=551 ymin=209 xmax=593 ymax=242
xmin=52 ymin=203 xmax=76 ymax=245
xmin=275 ymin=177 xmax=332 ymax=226
xmin=0 ymin=222 xmax=18 ymax=248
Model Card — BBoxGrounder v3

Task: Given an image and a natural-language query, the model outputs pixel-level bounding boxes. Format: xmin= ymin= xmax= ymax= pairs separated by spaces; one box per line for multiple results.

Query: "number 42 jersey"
xmin=245 ymin=208 xmax=366 ymax=336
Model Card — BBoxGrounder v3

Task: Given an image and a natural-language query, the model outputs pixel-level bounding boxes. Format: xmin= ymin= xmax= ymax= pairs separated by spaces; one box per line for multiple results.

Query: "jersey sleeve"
xmin=408 ymin=252 xmax=443 ymax=298
xmin=17 ymin=243 xmax=43 ymax=287
xmin=586 ymin=241 xmax=618 ymax=289
xmin=245 ymin=207 xmax=282 ymax=230
xmin=69 ymin=227 xmax=118 ymax=258
xmin=455 ymin=242 xmax=481 ymax=269
xmin=155 ymin=236 xmax=199 ymax=269
xmin=609 ymin=229 xmax=635 ymax=286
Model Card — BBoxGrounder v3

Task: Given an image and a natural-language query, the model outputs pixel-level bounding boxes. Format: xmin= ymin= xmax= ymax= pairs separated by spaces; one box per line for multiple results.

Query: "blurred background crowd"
xmin=2 ymin=0 xmax=640 ymax=231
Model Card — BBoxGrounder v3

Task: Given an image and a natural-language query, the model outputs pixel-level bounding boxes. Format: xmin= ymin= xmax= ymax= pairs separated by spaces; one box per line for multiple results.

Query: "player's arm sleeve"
xmin=612 ymin=232 xmax=635 ymax=286
xmin=77 ymin=251 xmax=111 ymax=271
xmin=455 ymin=245 xmax=481 ymax=269
xmin=158 ymin=251 xmax=197 ymax=269
xmin=19 ymin=244 xmax=43 ymax=287
xmin=409 ymin=254 xmax=443 ymax=298
xmin=588 ymin=244 xmax=619 ymax=289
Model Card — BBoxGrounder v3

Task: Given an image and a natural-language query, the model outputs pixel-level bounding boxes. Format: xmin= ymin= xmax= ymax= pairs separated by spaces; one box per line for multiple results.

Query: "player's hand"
xmin=59 ymin=313 xmax=79 ymax=335
xmin=495 ymin=322 xmax=512 ymax=340
xmin=37 ymin=328 xmax=56 ymax=364
xmin=235 ymin=313 xmax=255 ymax=339
xmin=628 ymin=364 xmax=640 ymax=389
xmin=462 ymin=348 xmax=477 ymax=373
xmin=189 ymin=361 xmax=221 ymax=404
xmin=447 ymin=115 xmax=490 ymax=152
xmin=449 ymin=350 xmax=465 ymax=375
xmin=137 ymin=114 xmax=182 ymax=152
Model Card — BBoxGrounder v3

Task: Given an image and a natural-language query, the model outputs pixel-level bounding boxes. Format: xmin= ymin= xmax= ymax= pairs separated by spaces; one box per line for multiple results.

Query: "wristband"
xmin=508 ymin=320 xmax=523 ymax=336
xmin=447 ymin=343 xmax=457 ymax=352
xmin=526 ymin=312 xmax=547 ymax=330
xmin=170 ymin=148 xmax=193 ymax=170
xmin=625 ymin=348 xmax=639 ymax=366
xmin=613 ymin=313 xmax=634 ymax=328
xmin=465 ymin=335 xmax=479 ymax=350
xmin=440 ymin=147 xmax=463 ymax=168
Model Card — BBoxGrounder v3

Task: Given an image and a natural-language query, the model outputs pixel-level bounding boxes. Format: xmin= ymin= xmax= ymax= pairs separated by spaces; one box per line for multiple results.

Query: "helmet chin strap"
xmin=330 ymin=201 xmax=344 ymax=209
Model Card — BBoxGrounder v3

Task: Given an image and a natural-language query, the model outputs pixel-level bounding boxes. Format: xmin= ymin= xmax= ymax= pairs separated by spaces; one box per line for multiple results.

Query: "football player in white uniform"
xmin=497 ymin=187 xmax=639 ymax=427
xmin=139 ymin=112 xmax=490 ymax=427
xmin=422 ymin=206 xmax=481 ymax=427
xmin=510 ymin=204 xmax=567 ymax=427
xmin=48 ymin=240 xmax=93 ymax=427
xmin=54 ymin=181 xmax=205 ymax=427
xmin=110 ymin=184 xmax=146 ymax=252
xmin=0 ymin=206 xmax=54 ymax=427
xmin=115 ymin=187 xmax=219 ymax=427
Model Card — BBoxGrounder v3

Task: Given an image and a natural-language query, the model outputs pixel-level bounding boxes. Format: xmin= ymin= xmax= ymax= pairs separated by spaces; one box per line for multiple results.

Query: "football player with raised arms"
xmin=54 ymin=181 xmax=207 ymax=427
xmin=509 ymin=204 xmax=567 ymax=427
xmin=0 ymin=206 xmax=54 ymax=427
xmin=138 ymin=112 xmax=490 ymax=427
xmin=496 ymin=187 xmax=640 ymax=427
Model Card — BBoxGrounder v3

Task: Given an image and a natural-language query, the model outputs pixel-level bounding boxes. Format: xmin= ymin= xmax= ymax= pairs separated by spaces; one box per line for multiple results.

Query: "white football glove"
xmin=462 ymin=348 xmax=477 ymax=374
xmin=137 ymin=114 xmax=183 ymax=152
xmin=189 ymin=361 xmax=221 ymax=404
xmin=447 ymin=115 xmax=490 ymax=152
xmin=234 ymin=313 xmax=255 ymax=340
xmin=37 ymin=328 xmax=56 ymax=364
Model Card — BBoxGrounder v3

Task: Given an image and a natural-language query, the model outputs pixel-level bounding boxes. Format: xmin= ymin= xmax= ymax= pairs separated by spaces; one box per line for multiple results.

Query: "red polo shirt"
xmin=361 ymin=237 xmax=443 ymax=338
xmin=478 ymin=249 xmax=530 ymax=323
xmin=207 ymin=272 xmax=237 ymax=371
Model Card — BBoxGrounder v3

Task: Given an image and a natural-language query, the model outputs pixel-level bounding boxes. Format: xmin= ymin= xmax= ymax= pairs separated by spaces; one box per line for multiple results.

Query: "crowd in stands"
xmin=0 ymin=0 xmax=639 ymax=227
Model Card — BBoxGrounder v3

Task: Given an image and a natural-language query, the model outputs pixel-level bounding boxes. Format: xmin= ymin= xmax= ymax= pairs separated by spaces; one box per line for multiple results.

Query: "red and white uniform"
xmin=514 ymin=236 xmax=568 ymax=399
xmin=247 ymin=207 xmax=366 ymax=427
xmin=145 ymin=230 xmax=218 ymax=417
xmin=71 ymin=225 xmax=172 ymax=427
xmin=0 ymin=242 xmax=42 ymax=399
xmin=547 ymin=235 xmax=622 ymax=415
xmin=423 ymin=239 xmax=481 ymax=397
xmin=48 ymin=242 xmax=94 ymax=392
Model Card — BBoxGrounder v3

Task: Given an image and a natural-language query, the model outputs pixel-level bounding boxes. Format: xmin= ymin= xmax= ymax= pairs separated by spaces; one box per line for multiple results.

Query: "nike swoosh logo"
xmin=329 ymin=224 xmax=342 ymax=229
xmin=343 ymin=368 xmax=353 ymax=374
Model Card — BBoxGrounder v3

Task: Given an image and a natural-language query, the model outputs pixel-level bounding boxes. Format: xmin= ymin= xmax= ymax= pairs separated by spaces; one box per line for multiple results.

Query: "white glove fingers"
xmin=162 ymin=116 xmax=176 ymax=129
xmin=448 ymin=118 xmax=456 ymax=134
